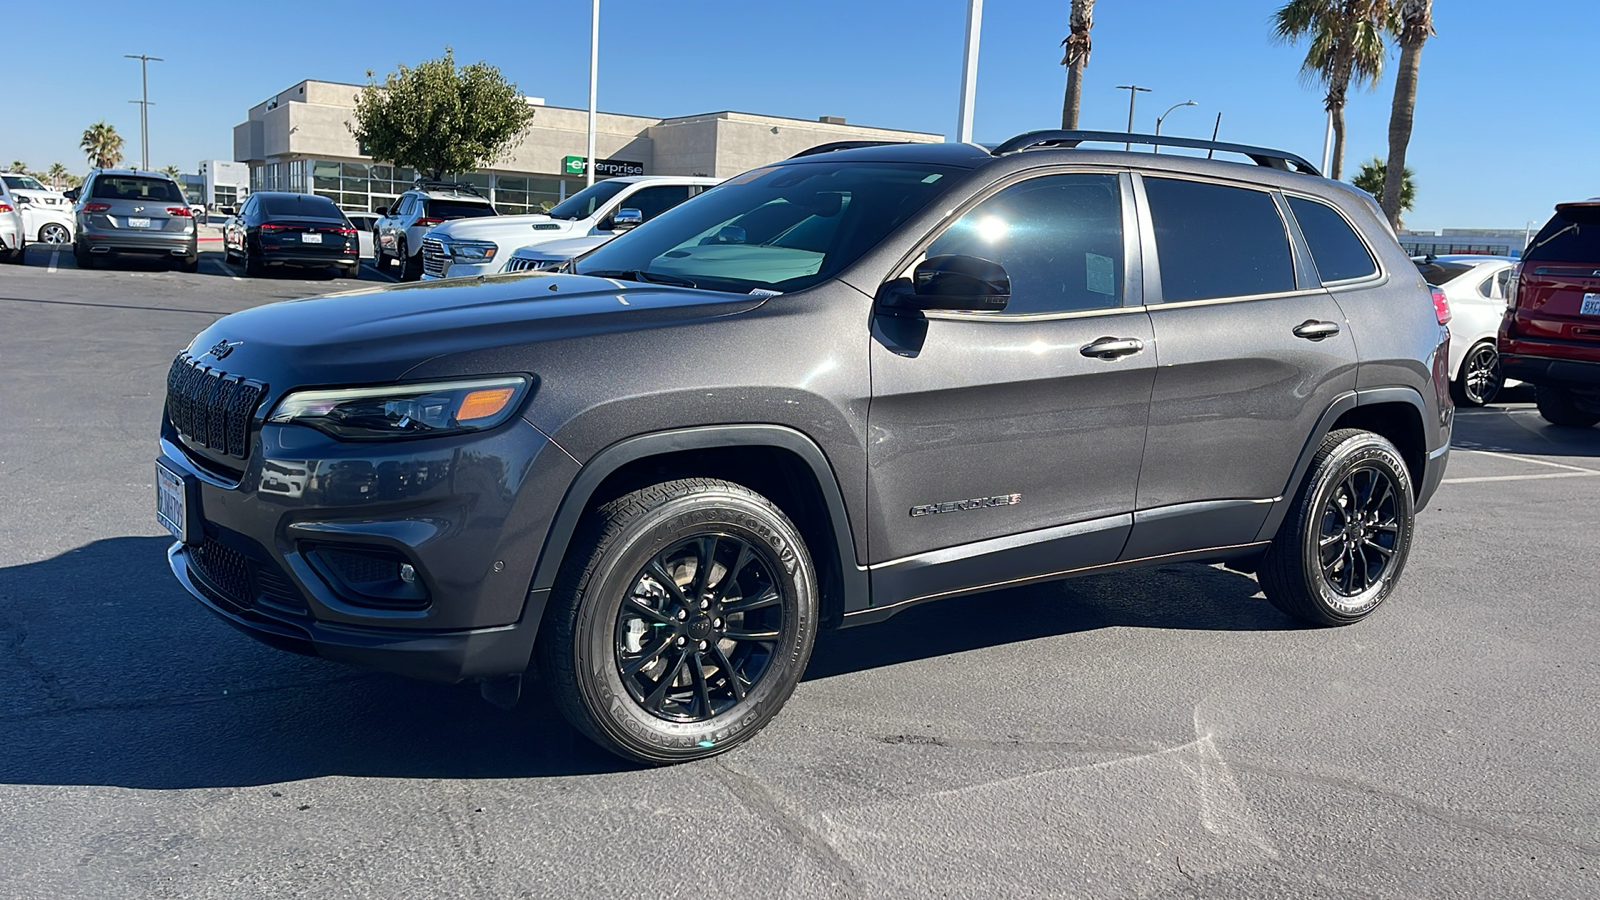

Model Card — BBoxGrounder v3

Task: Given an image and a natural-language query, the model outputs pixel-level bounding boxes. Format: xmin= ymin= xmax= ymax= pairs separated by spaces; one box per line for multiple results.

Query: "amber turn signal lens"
xmin=456 ymin=388 xmax=517 ymax=422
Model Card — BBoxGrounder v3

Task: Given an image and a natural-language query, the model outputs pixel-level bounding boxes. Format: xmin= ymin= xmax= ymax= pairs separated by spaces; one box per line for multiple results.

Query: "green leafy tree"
xmin=1273 ymin=0 xmax=1390 ymax=179
xmin=1059 ymin=0 xmax=1096 ymax=129
xmin=350 ymin=48 xmax=536 ymax=182
xmin=1352 ymin=157 xmax=1415 ymax=228
xmin=1382 ymin=0 xmax=1434 ymax=228
xmin=80 ymin=121 xmax=124 ymax=169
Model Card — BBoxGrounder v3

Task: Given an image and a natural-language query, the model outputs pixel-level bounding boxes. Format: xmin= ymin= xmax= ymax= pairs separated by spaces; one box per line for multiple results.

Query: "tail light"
xmin=336 ymin=226 xmax=357 ymax=235
xmin=415 ymin=217 xmax=443 ymax=226
xmin=83 ymin=202 xmax=112 ymax=212
xmin=0 ymin=202 xmax=11 ymax=214
xmin=1505 ymin=262 xmax=1523 ymax=310
xmin=1431 ymin=286 xmax=1452 ymax=325
xmin=259 ymin=223 xmax=287 ymax=232
xmin=166 ymin=206 xmax=192 ymax=217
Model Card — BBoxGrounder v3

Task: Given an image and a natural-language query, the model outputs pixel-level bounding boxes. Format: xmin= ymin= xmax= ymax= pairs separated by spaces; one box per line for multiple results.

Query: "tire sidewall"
xmin=1297 ymin=435 xmax=1415 ymax=623
xmin=571 ymin=491 xmax=816 ymax=762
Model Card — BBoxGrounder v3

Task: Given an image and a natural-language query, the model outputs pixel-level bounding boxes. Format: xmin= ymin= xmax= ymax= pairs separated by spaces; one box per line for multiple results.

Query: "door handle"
xmin=1080 ymin=337 xmax=1146 ymax=360
xmin=1292 ymin=320 xmax=1341 ymax=341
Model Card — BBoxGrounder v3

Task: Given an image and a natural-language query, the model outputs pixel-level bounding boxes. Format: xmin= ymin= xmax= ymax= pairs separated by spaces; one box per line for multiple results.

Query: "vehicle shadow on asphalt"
xmin=805 ymin=562 xmax=1288 ymax=680
xmin=1453 ymin=397 xmax=1600 ymax=459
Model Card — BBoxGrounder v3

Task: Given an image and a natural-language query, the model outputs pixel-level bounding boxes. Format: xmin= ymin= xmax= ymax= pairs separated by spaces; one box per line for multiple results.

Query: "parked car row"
xmin=0 ymin=171 xmax=76 ymax=261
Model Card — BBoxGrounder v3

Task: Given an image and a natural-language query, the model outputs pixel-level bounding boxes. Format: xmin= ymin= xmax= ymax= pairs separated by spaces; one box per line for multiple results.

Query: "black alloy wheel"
xmin=1454 ymin=341 xmax=1502 ymax=407
xmin=1315 ymin=465 xmax=1402 ymax=600
xmin=1260 ymin=429 xmax=1415 ymax=626
xmin=539 ymin=478 xmax=817 ymax=764
xmin=614 ymin=534 xmax=786 ymax=722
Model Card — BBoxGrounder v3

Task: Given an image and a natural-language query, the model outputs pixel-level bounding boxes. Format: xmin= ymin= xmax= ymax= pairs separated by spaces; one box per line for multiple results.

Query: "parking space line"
xmin=208 ymin=259 xmax=243 ymax=282
xmin=1443 ymin=471 xmax=1600 ymax=485
xmin=361 ymin=262 xmax=398 ymax=283
xmin=47 ymin=250 xmax=59 ymax=273
xmin=1455 ymin=448 xmax=1600 ymax=475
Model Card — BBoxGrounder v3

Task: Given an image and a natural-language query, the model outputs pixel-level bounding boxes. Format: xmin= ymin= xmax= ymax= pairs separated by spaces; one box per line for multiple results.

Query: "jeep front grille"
xmin=421 ymin=237 xmax=449 ymax=278
xmin=165 ymin=354 xmax=265 ymax=459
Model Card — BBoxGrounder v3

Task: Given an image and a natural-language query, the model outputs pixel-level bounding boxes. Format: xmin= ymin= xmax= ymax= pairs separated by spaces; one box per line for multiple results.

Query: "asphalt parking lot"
xmin=2 ymin=254 xmax=1598 ymax=899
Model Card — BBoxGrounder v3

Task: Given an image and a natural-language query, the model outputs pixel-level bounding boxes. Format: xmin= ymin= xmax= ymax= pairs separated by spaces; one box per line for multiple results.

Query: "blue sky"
xmin=3 ymin=0 xmax=1594 ymax=231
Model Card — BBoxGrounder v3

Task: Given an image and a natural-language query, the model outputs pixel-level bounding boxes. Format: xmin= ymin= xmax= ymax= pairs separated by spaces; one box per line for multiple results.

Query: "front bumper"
xmin=159 ymin=414 xmax=580 ymax=682
xmin=420 ymin=259 xmax=501 ymax=281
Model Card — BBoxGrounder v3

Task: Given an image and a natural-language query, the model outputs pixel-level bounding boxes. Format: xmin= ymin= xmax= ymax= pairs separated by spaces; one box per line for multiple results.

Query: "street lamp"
xmin=1153 ymin=100 xmax=1197 ymax=153
xmin=125 ymin=53 xmax=163 ymax=171
xmin=957 ymin=0 xmax=983 ymax=143
xmin=586 ymin=0 xmax=599 ymax=187
xmin=1114 ymin=85 xmax=1151 ymax=151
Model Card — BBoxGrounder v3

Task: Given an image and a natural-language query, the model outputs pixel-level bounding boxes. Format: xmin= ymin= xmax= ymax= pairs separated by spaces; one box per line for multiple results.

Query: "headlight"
xmin=447 ymin=239 xmax=498 ymax=263
xmin=267 ymin=376 xmax=531 ymax=440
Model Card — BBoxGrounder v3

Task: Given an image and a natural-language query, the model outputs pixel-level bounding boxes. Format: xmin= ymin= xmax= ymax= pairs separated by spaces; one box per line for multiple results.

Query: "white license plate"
xmin=129 ymin=217 xmax=152 ymax=228
xmin=301 ymin=232 xmax=322 ymax=244
xmin=156 ymin=463 xmax=187 ymax=542
xmin=1582 ymin=293 xmax=1600 ymax=316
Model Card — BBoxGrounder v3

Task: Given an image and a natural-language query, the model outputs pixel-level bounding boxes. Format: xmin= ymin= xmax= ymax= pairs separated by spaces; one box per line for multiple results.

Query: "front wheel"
xmin=397 ymin=239 xmax=421 ymax=281
xmin=38 ymin=223 xmax=70 ymax=244
xmin=1535 ymin=385 xmax=1600 ymax=428
xmin=1259 ymin=429 xmax=1415 ymax=626
xmin=1452 ymin=341 xmax=1502 ymax=407
xmin=537 ymin=478 xmax=818 ymax=764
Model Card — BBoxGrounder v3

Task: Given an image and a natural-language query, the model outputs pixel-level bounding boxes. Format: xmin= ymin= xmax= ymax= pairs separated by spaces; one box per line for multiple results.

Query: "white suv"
xmin=2 ymin=173 xmax=74 ymax=246
xmin=374 ymin=182 xmax=498 ymax=280
xmin=420 ymin=175 xmax=720 ymax=280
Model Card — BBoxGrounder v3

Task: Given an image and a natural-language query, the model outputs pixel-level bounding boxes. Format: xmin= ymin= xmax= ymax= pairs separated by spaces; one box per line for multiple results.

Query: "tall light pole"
xmin=1153 ymin=100 xmax=1197 ymax=153
xmin=125 ymin=54 xmax=163 ymax=171
xmin=1115 ymin=85 xmax=1151 ymax=150
xmin=586 ymin=0 xmax=599 ymax=187
xmin=956 ymin=0 xmax=983 ymax=143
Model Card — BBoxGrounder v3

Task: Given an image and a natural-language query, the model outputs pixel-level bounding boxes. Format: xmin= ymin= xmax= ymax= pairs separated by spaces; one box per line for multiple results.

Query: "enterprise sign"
xmin=562 ymin=155 xmax=645 ymax=177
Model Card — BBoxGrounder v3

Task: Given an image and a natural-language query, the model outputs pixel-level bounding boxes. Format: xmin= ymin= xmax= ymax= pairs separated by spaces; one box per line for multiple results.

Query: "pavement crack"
xmin=710 ymin=759 xmax=867 ymax=896
xmin=0 ymin=607 xmax=76 ymax=711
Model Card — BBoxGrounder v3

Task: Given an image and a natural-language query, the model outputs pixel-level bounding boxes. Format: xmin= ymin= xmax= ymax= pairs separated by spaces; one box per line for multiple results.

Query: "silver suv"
xmin=68 ymin=169 xmax=199 ymax=271
xmin=372 ymin=182 xmax=497 ymax=280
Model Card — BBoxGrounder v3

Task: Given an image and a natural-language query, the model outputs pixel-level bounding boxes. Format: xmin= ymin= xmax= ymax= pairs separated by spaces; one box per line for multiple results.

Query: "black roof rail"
xmin=413 ymin=179 xmax=487 ymax=198
xmin=990 ymin=130 xmax=1321 ymax=176
xmin=789 ymin=140 xmax=907 ymax=159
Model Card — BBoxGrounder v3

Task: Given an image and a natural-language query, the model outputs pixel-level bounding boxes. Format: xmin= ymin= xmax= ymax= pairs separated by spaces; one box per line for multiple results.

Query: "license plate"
xmin=301 ymin=232 xmax=323 ymax=244
xmin=129 ymin=217 xmax=152 ymax=228
xmin=156 ymin=462 xmax=187 ymax=542
xmin=1582 ymin=293 xmax=1600 ymax=316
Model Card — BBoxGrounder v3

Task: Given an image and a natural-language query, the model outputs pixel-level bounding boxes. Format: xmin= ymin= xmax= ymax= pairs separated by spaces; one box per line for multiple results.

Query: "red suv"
xmin=1500 ymin=200 xmax=1600 ymax=427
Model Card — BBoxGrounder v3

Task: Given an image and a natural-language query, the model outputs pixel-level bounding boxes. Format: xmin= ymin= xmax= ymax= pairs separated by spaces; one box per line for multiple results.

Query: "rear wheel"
xmin=339 ymin=262 xmax=360 ymax=279
xmin=398 ymin=239 xmax=420 ymax=281
xmin=38 ymin=223 xmax=70 ymax=245
xmin=1259 ymin=429 xmax=1415 ymax=626
xmin=537 ymin=478 xmax=818 ymax=764
xmin=1452 ymin=341 xmax=1502 ymax=407
xmin=178 ymin=255 xmax=200 ymax=274
xmin=243 ymin=240 xmax=264 ymax=277
xmin=73 ymin=243 xmax=95 ymax=269
xmin=1535 ymin=385 xmax=1600 ymax=428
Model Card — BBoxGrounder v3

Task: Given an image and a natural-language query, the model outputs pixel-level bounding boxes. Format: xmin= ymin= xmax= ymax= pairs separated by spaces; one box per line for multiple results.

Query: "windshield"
xmin=90 ymin=175 xmax=184 ymax=203
xmin=575 ymin=162 xmax=961 ymax=293
xmin=3 ymin=174 xmax=47 ymax=191
xmin=547 ymin=180 xmax=628 ymax=221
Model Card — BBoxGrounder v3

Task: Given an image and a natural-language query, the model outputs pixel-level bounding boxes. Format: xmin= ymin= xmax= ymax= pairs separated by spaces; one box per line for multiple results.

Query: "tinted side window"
xmin=623 ymin=185 xmax=693 ymax=221
xmin=1144 ymin=177 xmax=1295 ymax=302
xmin=1287 ymin=196 xmax=1377 ymax=283
xmin=926 ymin=173 xmax=1124 ymax=315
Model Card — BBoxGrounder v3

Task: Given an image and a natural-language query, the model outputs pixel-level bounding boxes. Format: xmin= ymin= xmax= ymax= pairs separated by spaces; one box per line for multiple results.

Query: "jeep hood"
xmin=183 ymin=273 xmax=767 ymax=390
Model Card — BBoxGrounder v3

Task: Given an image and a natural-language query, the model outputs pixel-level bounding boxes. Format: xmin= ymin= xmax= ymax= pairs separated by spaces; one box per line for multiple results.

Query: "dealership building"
xmin=233 ymin=80 xmax=942 ymax=215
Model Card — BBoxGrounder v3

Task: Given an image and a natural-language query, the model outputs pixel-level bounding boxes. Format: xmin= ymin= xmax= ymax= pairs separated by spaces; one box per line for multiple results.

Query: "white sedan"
xmin=1415 ymin=255 xmax=1518 ymax=407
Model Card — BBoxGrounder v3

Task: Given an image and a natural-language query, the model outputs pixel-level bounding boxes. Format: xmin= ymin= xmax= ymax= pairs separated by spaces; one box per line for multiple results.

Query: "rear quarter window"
xmin=1287 ymin=196 xmax=1377 ymax=283
xmin=1143 ymin=177 xmax=1296 ymax=302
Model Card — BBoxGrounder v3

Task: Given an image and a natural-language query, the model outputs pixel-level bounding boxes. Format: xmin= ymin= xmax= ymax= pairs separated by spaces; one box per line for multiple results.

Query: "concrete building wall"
xmin=685 ymin=112 xmax=940 ymax=178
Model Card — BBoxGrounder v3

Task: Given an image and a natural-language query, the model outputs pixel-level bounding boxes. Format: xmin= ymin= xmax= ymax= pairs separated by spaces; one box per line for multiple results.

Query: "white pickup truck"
xmin=420 ymin=175 xmax=720 ymax=280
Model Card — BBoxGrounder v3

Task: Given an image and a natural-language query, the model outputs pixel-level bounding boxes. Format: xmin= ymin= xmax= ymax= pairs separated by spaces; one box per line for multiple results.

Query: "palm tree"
xmin=161 ymin=164 xmax=182 ymax=182
xmin=1060 ymin=0 xmax=1096 ymax=129
xmin=1352 ymin=157 xmax=1415 ymax=228
xmin=46 ymin=162 xmax=69 ymax=189
xmin=1381 ymin=0 xmax=1433 ymax=228
xmin=1273 ymin=0 xmax=1390 ymax=180
xmin=80 ymin=121 xmax=124 ymax=169
xmin=7 ymin=160 xmax=26 ymax=173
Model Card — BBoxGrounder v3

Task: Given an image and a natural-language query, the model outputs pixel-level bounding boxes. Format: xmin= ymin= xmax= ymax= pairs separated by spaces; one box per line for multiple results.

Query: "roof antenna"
xmin=1206 ymin=113 xmax=1222 ymax=159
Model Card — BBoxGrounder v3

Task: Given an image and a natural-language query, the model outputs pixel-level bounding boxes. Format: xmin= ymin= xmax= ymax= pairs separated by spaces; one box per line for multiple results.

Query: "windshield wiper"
xmin=584 ymin=269 xmax=698 ymax=288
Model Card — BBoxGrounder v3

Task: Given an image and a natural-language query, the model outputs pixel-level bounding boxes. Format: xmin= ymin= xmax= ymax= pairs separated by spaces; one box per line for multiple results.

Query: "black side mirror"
xmin=15 ymin=195 xmax=31 ymax=205
xmin=63 ymin=188 xmax=80 ymax=201
xmin=907 ymin=255 xmax=1010 ymax=312
xmin=375 ymin=206 xmax=388 ymax=216
xmin=221 ymin=206 xmax=236 ymax=216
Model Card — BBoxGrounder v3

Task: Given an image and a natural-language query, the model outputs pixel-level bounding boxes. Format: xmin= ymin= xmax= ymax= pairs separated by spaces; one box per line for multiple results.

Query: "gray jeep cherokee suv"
xmin=157 ymin=131 xmax=1452 ymax=763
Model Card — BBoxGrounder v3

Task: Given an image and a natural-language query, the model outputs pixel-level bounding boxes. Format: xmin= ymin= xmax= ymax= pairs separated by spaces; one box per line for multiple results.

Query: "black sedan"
xmin=224 ymin=192 xmax=359 ymax=278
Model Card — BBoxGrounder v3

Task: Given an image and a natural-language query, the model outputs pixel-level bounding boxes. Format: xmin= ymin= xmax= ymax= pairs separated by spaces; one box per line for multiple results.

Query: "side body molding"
xmin=528 ymin=424 xmax=869 ymax=617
